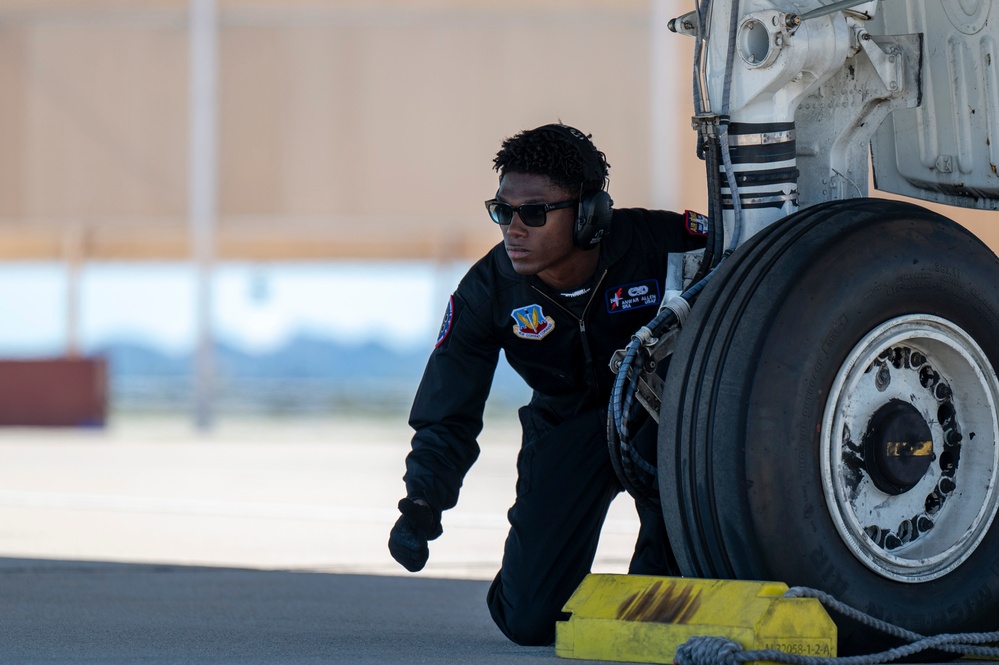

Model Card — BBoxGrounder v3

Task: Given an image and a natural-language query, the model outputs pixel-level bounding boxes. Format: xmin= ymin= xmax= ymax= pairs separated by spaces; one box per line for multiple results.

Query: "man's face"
xmin=496 ymin=171 xmax=592 ymax=289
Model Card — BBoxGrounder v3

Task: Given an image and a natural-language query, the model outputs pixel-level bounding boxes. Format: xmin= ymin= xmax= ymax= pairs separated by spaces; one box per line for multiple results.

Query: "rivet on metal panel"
xmin=936 ymin=155 xmax=954 ymax=173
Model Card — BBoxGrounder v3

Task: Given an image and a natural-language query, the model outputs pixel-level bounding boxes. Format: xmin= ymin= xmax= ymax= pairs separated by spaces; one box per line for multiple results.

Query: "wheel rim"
xmin=821 ymin=315 xmax=999 ymax=582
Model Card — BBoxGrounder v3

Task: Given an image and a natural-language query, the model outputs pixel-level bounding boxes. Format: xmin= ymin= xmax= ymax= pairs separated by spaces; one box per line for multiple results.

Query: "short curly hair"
xmin=493 ymin=124 xmax=610 ymax=196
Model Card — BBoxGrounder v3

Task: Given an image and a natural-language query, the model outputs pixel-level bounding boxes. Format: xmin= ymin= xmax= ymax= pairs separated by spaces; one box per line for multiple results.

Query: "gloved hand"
xmin=388 ymin=497 xmax=442 ymax=572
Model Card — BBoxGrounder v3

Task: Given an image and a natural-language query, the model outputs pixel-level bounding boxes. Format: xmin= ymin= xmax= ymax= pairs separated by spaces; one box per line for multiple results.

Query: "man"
xmin=388 ymin=123 xmax=705 ymax=646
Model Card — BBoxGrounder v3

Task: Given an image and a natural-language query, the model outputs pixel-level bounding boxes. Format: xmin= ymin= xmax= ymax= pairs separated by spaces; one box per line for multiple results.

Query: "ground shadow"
xmin=0 ymin=557 xmax=588 ymax=664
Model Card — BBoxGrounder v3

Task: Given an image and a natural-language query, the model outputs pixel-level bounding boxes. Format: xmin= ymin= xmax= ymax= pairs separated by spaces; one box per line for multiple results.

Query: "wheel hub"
xmin=862 ymin=399 xmax=934 ymax=495
xmin=822 ymin=315 xmax=999 ymax=582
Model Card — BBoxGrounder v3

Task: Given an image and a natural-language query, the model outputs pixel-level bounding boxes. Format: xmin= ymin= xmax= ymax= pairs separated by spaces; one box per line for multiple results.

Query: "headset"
xmin=536 ymin=123 xmax=614 ymax=250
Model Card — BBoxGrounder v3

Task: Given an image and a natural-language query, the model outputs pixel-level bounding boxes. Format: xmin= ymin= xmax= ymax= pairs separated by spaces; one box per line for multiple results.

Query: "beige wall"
xmin=0 ymin=0 xmax=712 ymax=261
xmin=0 ymin=0 xmax=992 ymax=261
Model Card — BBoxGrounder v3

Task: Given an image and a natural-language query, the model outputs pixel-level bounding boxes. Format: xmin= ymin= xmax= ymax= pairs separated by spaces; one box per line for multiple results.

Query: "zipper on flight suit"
xmin=530 ymin=269 xmax=608 ymax=401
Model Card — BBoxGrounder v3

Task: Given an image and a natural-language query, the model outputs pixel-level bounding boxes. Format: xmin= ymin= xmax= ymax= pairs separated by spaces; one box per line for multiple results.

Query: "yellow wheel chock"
xmin=555 ymin=574 xmax=836 ymax=664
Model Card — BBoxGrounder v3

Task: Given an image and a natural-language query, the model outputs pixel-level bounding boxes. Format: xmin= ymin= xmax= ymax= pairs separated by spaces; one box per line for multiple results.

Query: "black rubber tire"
xmin=658 ymin=198 xmax=999 ymax=653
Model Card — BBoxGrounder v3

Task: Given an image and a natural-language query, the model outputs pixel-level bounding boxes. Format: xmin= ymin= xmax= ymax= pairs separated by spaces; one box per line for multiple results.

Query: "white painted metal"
xmin=686 ymin=0 xmax=999 ymax=247
xmin=796 ymin=31 xmax=921 ymax=207
xmin=820 ymin=315 xmax=999 ymax=582
xmin=703 ymin=0 xmax=856 ymax=245
xmin=872 ymin=0 xmax=999 ymax=210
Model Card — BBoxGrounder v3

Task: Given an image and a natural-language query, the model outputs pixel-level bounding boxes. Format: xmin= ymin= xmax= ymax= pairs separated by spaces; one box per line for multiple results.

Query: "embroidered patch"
xmin=510 ymin=304 xmax=555 ymax=340
xmin=684 ymin=210 xmax=709 ymax=236
xmin=606 ymin=279 xmax=661 ymax=313
xmin=435 ymin=296 xmax=454 ymax=348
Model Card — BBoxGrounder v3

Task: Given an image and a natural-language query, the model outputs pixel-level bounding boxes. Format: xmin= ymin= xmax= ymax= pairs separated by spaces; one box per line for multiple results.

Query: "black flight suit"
xmin=403 ymin=208 xmax=705 ymax=646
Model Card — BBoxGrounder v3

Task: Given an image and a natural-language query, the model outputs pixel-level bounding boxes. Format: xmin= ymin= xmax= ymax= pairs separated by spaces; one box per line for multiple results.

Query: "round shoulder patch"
xmin=435 ymin=296 xmax=455 ymax=348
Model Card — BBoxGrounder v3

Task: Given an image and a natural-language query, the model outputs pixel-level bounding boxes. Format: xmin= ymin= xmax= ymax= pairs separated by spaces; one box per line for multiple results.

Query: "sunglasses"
xmin=484 ymin=199 xmax=578 ymax=227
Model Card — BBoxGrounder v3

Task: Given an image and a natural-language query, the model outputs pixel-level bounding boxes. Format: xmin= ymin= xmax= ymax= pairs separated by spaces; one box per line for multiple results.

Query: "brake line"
xmin=608 ymin=266 xmax=719 ymax=506
xmin=610 ymin=0 xmax=748 ymax=504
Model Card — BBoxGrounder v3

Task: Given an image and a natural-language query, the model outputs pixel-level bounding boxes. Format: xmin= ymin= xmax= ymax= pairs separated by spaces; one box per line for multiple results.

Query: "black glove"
xmin=388 ymin=497 xmax=443 ymax=572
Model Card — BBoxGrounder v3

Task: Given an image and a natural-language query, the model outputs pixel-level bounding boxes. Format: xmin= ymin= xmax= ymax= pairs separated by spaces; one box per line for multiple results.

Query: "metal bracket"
xmin=663 ymin=250 xmax=703 ymax=304
xmin=610 ymin=327 xmax=681 ymax=424
xmin=858 ymin=29 xmax=903 ymax=95
xmin=635 ymin=372 xmax=665 ymax=424
xmin=795 ymin=31 xmax=920 ymax=208
xmin=668 ymin=10 xmax=699 ymax=37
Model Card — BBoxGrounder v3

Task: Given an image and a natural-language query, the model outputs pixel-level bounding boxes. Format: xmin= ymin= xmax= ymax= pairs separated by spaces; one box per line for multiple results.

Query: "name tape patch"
xmin=606 ymin=279 xmax=660 ymax=313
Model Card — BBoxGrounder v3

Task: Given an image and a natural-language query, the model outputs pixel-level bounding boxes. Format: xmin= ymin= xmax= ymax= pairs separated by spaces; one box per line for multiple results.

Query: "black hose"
xmin=607 ymin=366 xmax=660 ymax=508
xmin=607 ymin=265 xmax=722 ymax=505
xmin=608 ymin=306 xmax=679 ymax=506
xmin=690 ymin=129 xmax=721 ymax=284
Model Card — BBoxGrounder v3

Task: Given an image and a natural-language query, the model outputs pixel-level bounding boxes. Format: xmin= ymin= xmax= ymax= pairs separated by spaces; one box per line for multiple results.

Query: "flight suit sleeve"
xmin=645 ymin=208 xmax=708 ymax=253
xmin=403 ymin=291 xmax=500 ymax=514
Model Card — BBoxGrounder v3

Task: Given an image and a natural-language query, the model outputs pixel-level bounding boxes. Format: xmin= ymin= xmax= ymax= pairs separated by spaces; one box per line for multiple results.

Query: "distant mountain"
xmin=95 ymin=342 xmax=189 ymax=377
xmin=213 ymin=338 xmax=430 ymax=380
xmin=91 ymin=336 xmax=530 ymax=414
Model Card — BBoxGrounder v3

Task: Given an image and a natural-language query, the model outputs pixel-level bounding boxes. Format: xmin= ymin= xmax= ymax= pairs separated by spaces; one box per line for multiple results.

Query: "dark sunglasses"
xmin=484 ymin=199 xmax=577 ymax=227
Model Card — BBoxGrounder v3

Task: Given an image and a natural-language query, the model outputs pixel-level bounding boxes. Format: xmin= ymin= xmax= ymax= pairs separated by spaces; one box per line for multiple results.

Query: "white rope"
xmin=674 ymin=586 xmax=999 ymax=665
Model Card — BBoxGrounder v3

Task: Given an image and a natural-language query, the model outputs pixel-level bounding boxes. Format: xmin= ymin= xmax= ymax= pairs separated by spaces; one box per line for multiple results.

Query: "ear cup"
xmin=574 ymin=189 xmax=614 ymax=249
xmin=534 ymin=123 xmax=614 ymax=248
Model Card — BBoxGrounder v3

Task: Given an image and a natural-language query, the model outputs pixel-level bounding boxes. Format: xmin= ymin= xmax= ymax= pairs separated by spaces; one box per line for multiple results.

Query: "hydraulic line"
xmin=692 ymin=0 xmax=710 ymax=116
xmin=609 ymin=321 xmax=668 ymax=507
xmin=691 ymin=122 xmax=722 ymax=285
xmin=608 ymin=269 xmax=718 ymax=506
xmin=798 ymin=0 xmax=883 ymax=22
xmin=688 ymin=0 xmax=715 ymax=286
xmin=718 ymin=0 xmax=744 ymax=252
xmin=610 ymin=0 xmax=748 ymax=505
xmin=719 ymin=125 xmax=744 ymax=251
xmin=691 ymin=0 xmax=746 ymax=283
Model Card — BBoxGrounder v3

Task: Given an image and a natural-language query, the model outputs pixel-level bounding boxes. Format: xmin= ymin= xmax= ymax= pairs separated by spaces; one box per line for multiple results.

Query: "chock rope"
xmin=673 ymin=586 xmax=999 ymax=665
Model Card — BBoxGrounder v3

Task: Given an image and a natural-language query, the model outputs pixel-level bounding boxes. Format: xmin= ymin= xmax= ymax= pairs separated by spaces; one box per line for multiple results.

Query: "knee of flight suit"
xmin=486 ymin=574 xmax=560 ymax=646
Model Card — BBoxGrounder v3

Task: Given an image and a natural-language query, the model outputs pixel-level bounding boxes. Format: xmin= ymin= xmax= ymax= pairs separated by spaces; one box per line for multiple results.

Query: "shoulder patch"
xmin=510 ymin=304 xmax=555 ymax=341
xmin=684 ymin=210 xmax=709 ymax=237
xmin=435 ymin=296 xmax=455 ymax=348
xmin=606 ymin=279 xmax=661 ymax=313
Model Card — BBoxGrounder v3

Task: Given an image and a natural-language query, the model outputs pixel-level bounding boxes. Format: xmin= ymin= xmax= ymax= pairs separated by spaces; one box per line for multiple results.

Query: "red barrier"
xmin=0 ymin=358 xmax=108 ymax=427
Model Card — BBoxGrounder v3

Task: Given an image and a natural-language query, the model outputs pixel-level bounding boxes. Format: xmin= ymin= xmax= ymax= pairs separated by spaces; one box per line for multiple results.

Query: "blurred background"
xmin=0 ymin=0 xmax=719 ymax=575
xmin=0 ymin=0 xmax=708 ymax=427
xmin=0 ymin=0 xmax=995 ymax=427
xmin=0 ymin=0 xmax=996 ymax=581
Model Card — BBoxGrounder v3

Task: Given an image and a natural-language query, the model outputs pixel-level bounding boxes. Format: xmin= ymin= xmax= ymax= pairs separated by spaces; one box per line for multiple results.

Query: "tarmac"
xmin=0 ymin=413 xmax=989 ymax=664
xmin=0 ymin=412 xmax=642 ymax=664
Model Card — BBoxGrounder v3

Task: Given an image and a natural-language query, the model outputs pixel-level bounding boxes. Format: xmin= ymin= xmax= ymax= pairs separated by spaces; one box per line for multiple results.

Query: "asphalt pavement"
xmin=0 ymin=414 xmax=638 ymax=664
xmin=0 ymin=414 xmax=988 ymax=664
xmin=0 ymin=557 xmax=592 ymax=664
